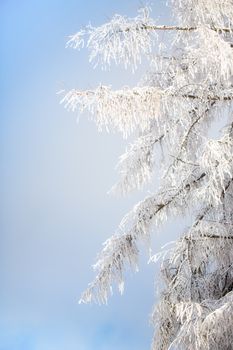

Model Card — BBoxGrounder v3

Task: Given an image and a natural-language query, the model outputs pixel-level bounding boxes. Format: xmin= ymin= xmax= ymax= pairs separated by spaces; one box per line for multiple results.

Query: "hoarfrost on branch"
xmin=62 ymin=1 xmax=233 ymax=349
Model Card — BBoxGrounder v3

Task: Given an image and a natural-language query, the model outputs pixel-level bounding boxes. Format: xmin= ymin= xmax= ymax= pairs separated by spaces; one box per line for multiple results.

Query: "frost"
xmin=62 ymin=1 xmax=233 ymax=349
xmin=61 ymin=85 xmax=161 ymax=137
xmin=66 ymin=7 xmax=158 ymax=71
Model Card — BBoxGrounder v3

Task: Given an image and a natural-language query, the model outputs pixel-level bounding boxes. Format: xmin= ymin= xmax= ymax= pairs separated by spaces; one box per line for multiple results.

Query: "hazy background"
xmin=1 ymin=1 xmax=174 ymax=349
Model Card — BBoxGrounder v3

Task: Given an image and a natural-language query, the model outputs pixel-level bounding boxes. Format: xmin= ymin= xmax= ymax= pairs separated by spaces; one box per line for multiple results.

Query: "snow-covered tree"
xmin=61 ymin=1 xmax=233 ymax=349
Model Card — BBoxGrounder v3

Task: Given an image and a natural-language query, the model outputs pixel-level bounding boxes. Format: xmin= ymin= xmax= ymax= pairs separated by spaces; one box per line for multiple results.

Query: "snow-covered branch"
xmin=110 ymin=127 xmax=164 ymax=195
xmin=60 ymin=85 xmax=233 ymax=138
xmin=66 ymin=6 xmax=233 ymax=70
xmin=80 ymin=172 xmax=207 ymax=304
xmin=60 ymin=86 xmax=161 ymax=137
xmin=170 ymin=293 xmax=233 ymax=349
xmin=67 ymin=7 xmax=158 ymax=70
xmin=198 ymin=126 xmax=233 ymax=205
xmin=171 ymin=0 xmax=233 ymax=28
xmin=152 ymin=183 xmax=233 ymax=349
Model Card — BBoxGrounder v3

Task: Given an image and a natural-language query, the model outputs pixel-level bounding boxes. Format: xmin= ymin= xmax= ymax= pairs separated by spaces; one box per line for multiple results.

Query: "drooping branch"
xmin=163 ymin=101 xmax=216 ymax=180
xmin=80 ymin=172 xmax=207 ymax=304
xmin=60 ymin=86 xmax=233 ymax=137
xmin=60 ymin=86 xmax=161 ymax=137
xmin=200 ymin=133 xmax=233 ymax=205
xmin=152 ymin=203 xmax=233 ymax=349
xmin=109 ymin=130 xmax=164 ymax=195
xmin=169 ymin=294 xmax=233 ymax=350
xmin=66 ymin=5 xmax=233 ymax=72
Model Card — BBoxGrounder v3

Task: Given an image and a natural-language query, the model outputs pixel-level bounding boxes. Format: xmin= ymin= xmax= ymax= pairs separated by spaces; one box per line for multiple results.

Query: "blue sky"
xmin=1 ymin=1 xmax=173 ymax=349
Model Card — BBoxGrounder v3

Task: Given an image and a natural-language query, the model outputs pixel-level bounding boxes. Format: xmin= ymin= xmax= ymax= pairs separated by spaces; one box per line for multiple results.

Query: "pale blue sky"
xmin=1 ymin=1 xmax=173 ymax=349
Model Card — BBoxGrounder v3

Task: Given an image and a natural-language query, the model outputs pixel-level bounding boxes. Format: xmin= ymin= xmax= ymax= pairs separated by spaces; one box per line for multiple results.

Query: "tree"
xmin=61 ymin=1 xmax=233 ymax=349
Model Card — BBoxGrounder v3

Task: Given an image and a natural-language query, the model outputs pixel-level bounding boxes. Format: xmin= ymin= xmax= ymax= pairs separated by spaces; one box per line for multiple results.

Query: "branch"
xmin=130 ymin=24 xmax=233 ymax=33
xmin=60 ymin=86 xmax=161 ymax=137
xmin=163 ymin=102 xmax=216 ymax=180
xmin=183 ymin=94 xmax=233 ymax=101
xmin=188 ymin=234 xmax=233 ymax=240
xmin=169 ymin=154 xmax=199 ymax=167
xmin=80 ymin=172 xmax=206 ymax=304
xmin=66 ymin=7 xmax=233 ymax=71
xmin=110 ymin=130 xmax=164 ymax=195
xmin=184 ymin=177 xmax=233 ymax=241
xmin=60 ymin=86 xmax=233 ymax=138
